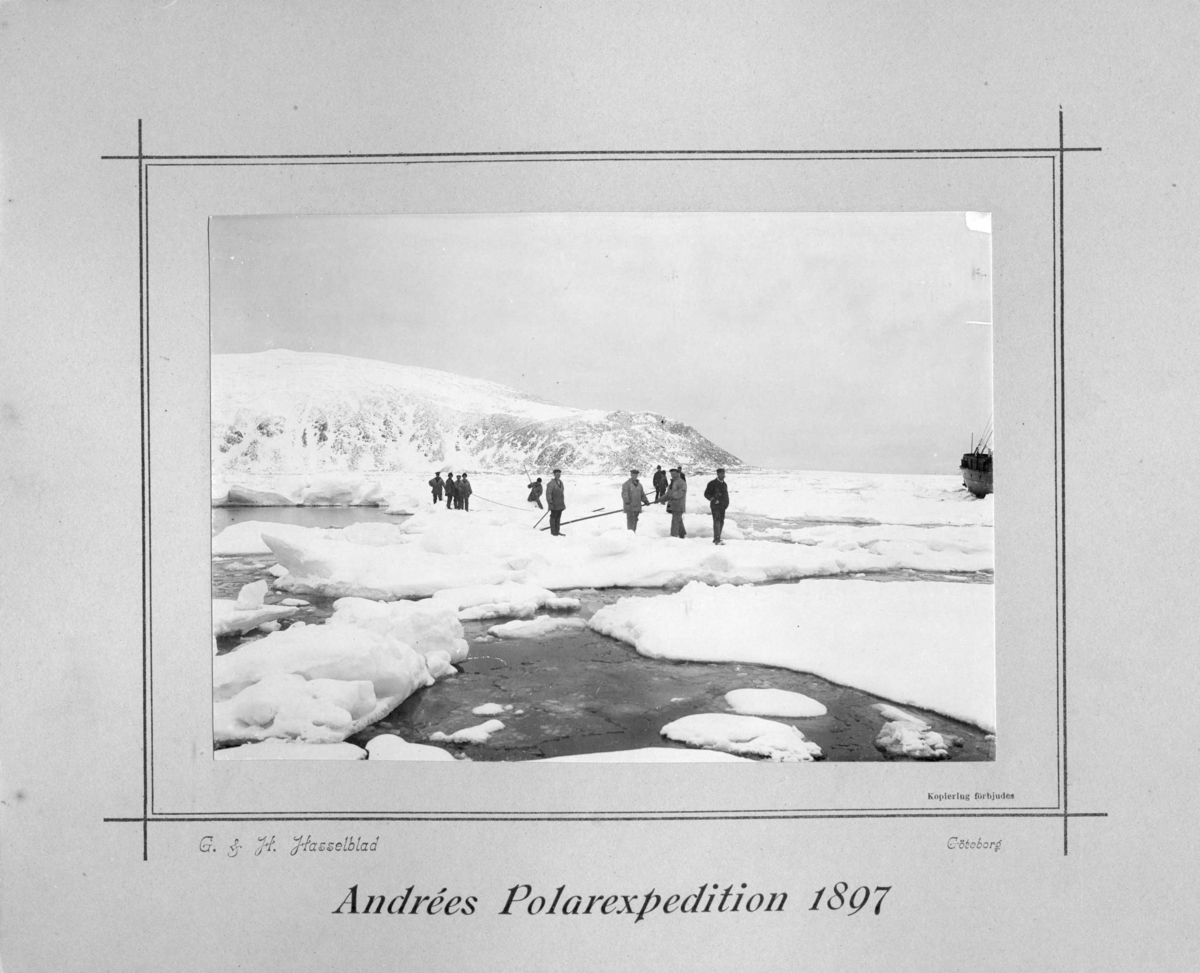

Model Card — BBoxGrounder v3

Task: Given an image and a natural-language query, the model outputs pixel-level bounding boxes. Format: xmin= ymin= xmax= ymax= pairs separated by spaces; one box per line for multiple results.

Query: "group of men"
xmin=428 ymin=471 xmax=473 ymax=511
xmin=528 ymin=465 xmax=729 ymax=544
xmin=621 ymin=465 xmax=729 ymax=543
xmin=427 ymin=464 xmax=729 ymax=541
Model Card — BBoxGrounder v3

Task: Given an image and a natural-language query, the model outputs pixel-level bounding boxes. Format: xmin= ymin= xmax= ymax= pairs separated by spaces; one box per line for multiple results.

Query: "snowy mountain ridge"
xmin=213 ymin=350 xmax=743 ymax=474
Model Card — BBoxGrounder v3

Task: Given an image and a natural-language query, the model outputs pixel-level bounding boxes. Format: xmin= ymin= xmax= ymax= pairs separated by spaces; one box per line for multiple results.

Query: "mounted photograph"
xmin=209 ymin=211 xmax=995 ymax=763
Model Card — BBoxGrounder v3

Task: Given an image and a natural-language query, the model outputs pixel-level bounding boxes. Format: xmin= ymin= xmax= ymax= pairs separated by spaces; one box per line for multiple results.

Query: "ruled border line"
xmin=104 ymin=116 xmax=1096 ymax=858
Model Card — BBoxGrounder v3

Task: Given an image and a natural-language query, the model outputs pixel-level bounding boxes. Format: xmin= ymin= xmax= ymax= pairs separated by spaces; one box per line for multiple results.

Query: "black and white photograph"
xmin=210 ymin=211 xmax=995 ymax=763
xmin=8 ymin=3 xmax=1198 ymax=970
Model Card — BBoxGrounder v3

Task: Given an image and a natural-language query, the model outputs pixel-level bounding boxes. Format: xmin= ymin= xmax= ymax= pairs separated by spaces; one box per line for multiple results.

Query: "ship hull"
xmin=961 ymin=467 xmax=993 ymax=498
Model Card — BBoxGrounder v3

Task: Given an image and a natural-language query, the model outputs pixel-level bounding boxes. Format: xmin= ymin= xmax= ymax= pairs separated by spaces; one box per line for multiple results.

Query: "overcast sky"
xmin=210 ymin=211 xmax=992 ymax=473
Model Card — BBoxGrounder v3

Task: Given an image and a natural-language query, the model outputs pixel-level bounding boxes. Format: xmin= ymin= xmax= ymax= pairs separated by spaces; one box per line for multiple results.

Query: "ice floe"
xmin=264 ymin=530 xmax=519 ymax=599
xmin=213 ymin=580 xmax=298 ymax=637
xmin=430 ymin=719 xmax=505 ymax=744
xmin=364 ymin=734 xmax=457 ymax=761
xmin=537 ymin=747 xmax=752 ymax=762
xmin=327 ymin=597 xmax=469 ymax=665
xmin=214 ymin=739 xmax=368 ymax=760
xmin=432 ymin=582 xmax=581 ymax=621
xmin=590 ymin=580 xmax=995 ymax=731
xmin=240 ymin=514 xmax=991 ymax=601
xmin=213 ymin=598 xmax=468 ymax=745
xmin=471 ymin=703 xmax=511 ymax=716
xmin=871 ymin=703 xmax=962 ymax=759
xmin=213 ymin=471 xmax=401 ymax=509
xmin=488 ymin=616 xmax=588 ymax=639
xmin=661 ymin=713 xmax=823 ymax=761
xmin=724 ymin=688 xmax=827 ymax=718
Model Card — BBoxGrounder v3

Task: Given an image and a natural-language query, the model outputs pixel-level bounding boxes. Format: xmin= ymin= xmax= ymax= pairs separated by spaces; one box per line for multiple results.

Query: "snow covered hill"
xmin=212 ymin=350 xmax=743 ymax=475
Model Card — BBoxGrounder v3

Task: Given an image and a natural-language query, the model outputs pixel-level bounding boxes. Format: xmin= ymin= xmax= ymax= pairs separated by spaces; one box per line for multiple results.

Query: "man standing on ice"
xmin=621 ymin=468 xmax=651 ymax=531
xmin=459 ymin=472 xmax=473 ymax=511
xmin=703 ymin=468 xmax=729 ymax=544
xmin=429 ymin=472 xmax=444 ymax=504
xmin=445 ymin=473 xmax=457 ymax=509
xmin=527 ymin=477 xmax=544 ymax=509
xmin=546 ymin=468 xmax=566 ymax=536
xmin=652 ymin=465 xmax=668 ymax=503
xmin=666 ymin=468 xmax=688 ymax=538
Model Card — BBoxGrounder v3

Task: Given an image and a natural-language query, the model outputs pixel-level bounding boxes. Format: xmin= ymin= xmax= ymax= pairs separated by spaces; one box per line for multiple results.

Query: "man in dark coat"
xmin=703 ymin=468 xmax=730 ymax=545
xmin=620 ymin=468 xmax=650 ymax=531
xmin=545 ymin=469 xmax=566 ymax=536
xmin=444 ymin=472 xmax=457 ymax=509
xmin=429 ymin=472 xmax=444 ymax=504
xmin=527 ymin=477 xmax=544 ymax=509
xmin=652 ymin=465 xmax=668 ymax=503
xmin=459 ymin=473 xmax=473 ymax=511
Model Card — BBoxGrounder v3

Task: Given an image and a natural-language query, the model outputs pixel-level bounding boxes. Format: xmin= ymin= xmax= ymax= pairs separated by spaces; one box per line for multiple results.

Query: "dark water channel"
xmin=214 ymin=555 xmax=995 ymax=762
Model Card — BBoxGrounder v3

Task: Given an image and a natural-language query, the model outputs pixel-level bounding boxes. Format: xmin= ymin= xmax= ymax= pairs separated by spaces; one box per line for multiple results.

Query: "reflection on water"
xmin=212 ymin=505 xmax=409 ymax=536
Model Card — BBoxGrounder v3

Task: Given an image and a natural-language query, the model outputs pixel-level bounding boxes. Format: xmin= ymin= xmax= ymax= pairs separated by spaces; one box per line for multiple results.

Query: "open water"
xmin=213 ymin=536 xmax=995 ymax=761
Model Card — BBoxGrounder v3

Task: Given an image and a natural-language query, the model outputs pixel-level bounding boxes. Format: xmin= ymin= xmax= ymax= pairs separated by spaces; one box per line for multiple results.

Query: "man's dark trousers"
xmin=711 ymin=507 xmax=725 ymax=544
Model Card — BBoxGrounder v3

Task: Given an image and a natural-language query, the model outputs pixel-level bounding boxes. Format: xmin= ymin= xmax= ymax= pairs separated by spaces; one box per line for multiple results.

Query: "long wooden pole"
xmin=540 ymin=507 xmax=624 ymax=530
xmin=538 ymin=499 xmax=662 ymax=531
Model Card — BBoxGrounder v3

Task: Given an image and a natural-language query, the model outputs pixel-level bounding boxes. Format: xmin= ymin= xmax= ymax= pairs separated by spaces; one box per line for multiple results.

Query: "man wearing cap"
xmin=620 ymin=468 xmax=651 ymax=531
xmin=665 ymin=467 xmax=688 ymax=538
xmin=459 ymin=472 xmax=472 ymax=512
xmin=703 ymin=468 xmax=730 ymax=545
xmin=546 ymin=468 xmax=566 ymax=535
